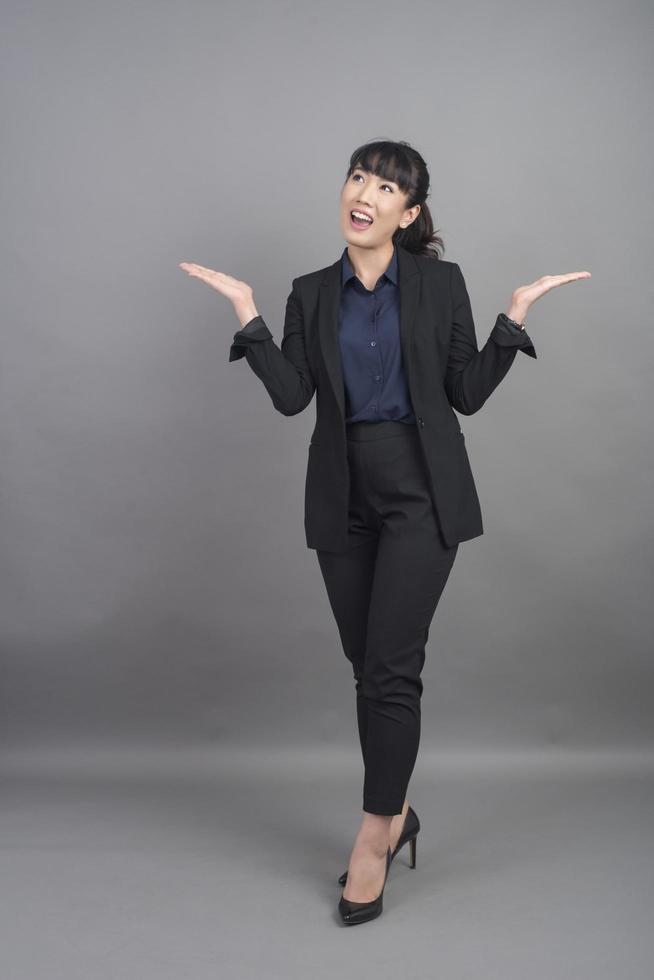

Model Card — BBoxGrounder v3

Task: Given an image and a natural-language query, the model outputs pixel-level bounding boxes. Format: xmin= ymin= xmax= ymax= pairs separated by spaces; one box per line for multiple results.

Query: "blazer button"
xmin=418 ymin=416 xmax=425 ymax=427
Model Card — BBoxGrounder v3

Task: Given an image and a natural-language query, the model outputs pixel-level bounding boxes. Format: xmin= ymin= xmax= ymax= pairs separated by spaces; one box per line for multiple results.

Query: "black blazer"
xmin=229 ymin=243 xmax=536 ymax=551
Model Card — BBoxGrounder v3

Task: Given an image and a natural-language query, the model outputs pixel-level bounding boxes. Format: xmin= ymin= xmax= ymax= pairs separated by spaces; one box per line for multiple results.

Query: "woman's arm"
xmin=228 ymin=280 xmax=316 ymax=416
xmin=179 ymin=261 xmax=316 ymax=417
xmin=444 ymin=263 xmax=537 ymax=416
xmin=444 ymin=261 xmax=591 ymax=416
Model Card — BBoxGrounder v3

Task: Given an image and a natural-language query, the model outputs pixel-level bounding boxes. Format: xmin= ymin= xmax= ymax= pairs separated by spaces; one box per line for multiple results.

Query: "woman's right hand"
xmin=179 ymin=262 xmax=259 ymax=326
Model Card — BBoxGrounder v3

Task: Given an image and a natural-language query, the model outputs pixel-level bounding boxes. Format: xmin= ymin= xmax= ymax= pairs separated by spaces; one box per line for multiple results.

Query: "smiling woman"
xmin=179 ymin=135 xmax=590 ymax=929
xmin=339 ymin=139 xmax=445 ymax=260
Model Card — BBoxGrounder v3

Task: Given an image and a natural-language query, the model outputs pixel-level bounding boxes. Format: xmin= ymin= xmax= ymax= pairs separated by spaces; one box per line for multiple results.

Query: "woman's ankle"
xmin=355 ymin=816 xmax=391 ymax=852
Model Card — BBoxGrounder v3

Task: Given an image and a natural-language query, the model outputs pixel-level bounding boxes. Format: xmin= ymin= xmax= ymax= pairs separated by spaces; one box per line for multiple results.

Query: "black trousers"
xmin=316 ymin=420 xmax=459 ymax=816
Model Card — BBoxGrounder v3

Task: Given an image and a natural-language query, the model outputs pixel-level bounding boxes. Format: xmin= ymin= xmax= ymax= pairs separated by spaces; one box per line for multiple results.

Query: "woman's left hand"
xmin=507 ymin=270 xmax=592 ymax=324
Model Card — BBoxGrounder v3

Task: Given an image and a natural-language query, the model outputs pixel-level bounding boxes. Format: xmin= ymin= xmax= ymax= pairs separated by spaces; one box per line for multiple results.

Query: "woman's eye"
xmin=352 ymin=174 xmax=393 ymax=192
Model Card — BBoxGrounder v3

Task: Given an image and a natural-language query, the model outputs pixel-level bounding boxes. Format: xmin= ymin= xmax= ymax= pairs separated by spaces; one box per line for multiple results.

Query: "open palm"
xmin=513 ymin=270 xmax=591 ymax=314
xmin=179 ymin=262 xmax=254 ymax=308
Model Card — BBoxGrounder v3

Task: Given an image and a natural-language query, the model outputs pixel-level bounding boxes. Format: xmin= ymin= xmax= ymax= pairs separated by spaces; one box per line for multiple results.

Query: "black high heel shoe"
xmin=338 ymin=847 xmax=392 ymax=926
xmin=338 ymin=804 xmax=420 ymax=886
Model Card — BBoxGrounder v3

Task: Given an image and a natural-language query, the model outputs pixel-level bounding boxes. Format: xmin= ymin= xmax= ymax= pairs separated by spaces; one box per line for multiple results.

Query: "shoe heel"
xmin=409 ymin=835 xmax=417 ymax=869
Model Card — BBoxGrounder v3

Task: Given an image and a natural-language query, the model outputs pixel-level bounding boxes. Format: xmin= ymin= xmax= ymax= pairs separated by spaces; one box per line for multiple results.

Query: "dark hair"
xmin=344 ymin=139 xmax=444 ymax=259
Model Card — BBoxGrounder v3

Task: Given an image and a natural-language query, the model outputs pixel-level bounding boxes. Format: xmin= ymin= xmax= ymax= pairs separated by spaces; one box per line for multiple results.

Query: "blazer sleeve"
xmin=228 ymin=278 xmax=316 ymax=417
xmin=444 ymin=263 xmax=537 ymax=416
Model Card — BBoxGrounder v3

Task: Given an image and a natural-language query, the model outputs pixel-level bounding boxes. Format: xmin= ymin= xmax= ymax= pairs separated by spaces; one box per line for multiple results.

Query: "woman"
xmin=180 ymin=139 xmax=591 ymax=926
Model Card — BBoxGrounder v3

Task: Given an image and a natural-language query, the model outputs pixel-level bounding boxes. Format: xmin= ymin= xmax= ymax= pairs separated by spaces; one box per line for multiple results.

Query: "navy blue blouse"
xmin=338 ymin=244 xmax=415 ymax=425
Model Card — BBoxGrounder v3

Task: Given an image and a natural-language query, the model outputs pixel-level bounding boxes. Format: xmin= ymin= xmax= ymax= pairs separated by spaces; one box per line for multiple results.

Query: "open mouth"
xmin=350 ymin=210 xmax=373 ymax=230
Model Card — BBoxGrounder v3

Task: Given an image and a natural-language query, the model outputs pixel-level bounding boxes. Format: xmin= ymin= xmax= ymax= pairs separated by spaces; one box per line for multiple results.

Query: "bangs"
xmin=347 ymin=141 xmax=417 ymax=196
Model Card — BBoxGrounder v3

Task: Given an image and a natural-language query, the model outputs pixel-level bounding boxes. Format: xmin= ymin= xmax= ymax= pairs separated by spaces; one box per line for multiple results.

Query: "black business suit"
xmin=229 ymin=242 xmax=536 ymax=551
xmin=229 ymin=242 xmax=536 ymax=814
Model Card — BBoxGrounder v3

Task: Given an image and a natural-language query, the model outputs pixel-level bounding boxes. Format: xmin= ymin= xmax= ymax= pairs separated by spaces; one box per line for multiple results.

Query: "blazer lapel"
xmin=317 ymin=243 xmax=421 ymax=421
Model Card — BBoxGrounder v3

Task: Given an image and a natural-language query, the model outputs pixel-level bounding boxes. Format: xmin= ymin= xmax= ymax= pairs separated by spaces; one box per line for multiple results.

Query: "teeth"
xmin=351 ymin=210 xmax=372 ymax=223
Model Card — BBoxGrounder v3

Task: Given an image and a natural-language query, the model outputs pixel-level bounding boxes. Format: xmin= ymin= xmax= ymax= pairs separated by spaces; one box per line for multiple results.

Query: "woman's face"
xmin=340 ymin=166 xmax=420 ymax=247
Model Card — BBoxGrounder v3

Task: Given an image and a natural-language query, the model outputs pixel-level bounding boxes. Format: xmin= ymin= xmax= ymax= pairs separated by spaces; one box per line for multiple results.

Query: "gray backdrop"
xmin=2 ymin=0 xmax=653 ymax=977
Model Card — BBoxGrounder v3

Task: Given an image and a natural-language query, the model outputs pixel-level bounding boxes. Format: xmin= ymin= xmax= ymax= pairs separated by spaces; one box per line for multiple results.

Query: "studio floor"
xmin=2 ymin=744 xmax=653 ymax=980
